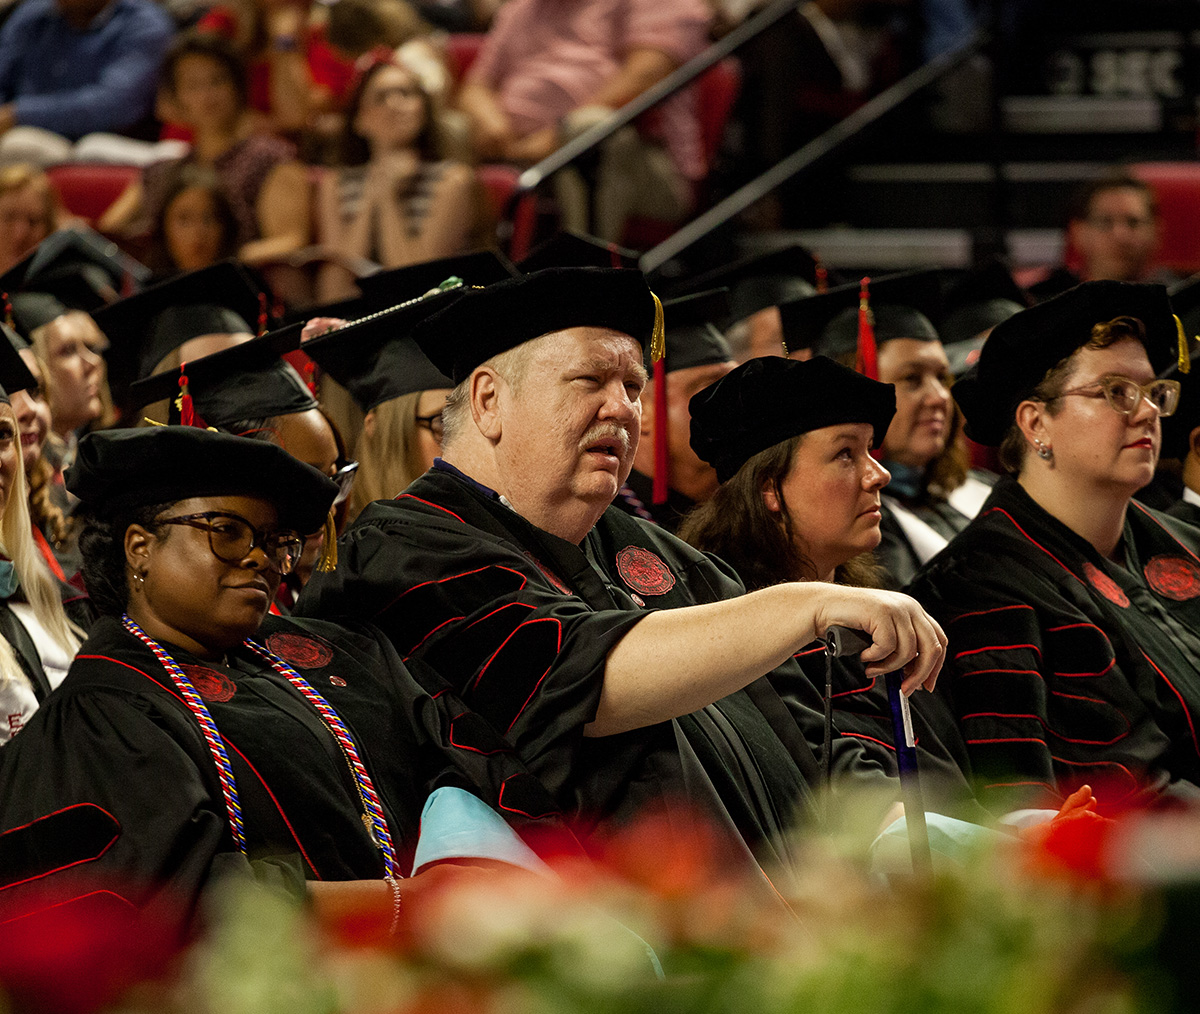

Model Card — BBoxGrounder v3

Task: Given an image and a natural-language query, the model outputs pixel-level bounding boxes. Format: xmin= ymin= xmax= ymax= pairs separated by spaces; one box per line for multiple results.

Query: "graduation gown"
xmin=297 ymin=464 xmax=891 ymax=864
xmin=613 ymin=468 xmax=697 ymax=535
xmin=0 ymin=613 xmax=570 ymax=932
xmin=908 ymin=477 xmax=1200 ymax=814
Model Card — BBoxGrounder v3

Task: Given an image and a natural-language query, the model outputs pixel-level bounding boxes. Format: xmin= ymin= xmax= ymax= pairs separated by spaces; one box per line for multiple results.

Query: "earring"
xmin=133 ymin=571 xmax=146 ymax=590
xmin=1035 ymin=441 xmax=1053 ymax=461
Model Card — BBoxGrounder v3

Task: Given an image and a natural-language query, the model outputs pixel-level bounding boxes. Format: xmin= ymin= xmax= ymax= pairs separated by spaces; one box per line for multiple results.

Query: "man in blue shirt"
xmin=0 ymin=0 xmax=173 ymax=146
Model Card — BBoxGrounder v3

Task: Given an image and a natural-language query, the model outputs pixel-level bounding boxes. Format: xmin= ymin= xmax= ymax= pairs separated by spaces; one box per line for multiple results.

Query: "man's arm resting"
xmin=588 ymin=582 xmax=947 ymax=737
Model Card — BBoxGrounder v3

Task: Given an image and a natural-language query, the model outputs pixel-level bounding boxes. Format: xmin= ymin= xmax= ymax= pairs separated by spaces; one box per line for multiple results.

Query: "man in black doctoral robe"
xmin=297 ymin=268 xmax=948 ymax=871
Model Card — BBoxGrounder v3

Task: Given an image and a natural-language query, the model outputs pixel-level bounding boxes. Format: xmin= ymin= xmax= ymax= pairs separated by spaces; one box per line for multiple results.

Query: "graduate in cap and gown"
xmin=302 ymin=289 xmax=456 ymax=524
xmin=781 ymin=270 xmax=982 ymax=589
xmin=907 ymin=281 xmax=1200 ymax=814
xmin=617 ymin=288 xmax=737 ymax=533
xmin=127 ymin=322 xmax=349 ymax=613
xmin=0 ymin=425 xmax=579 ymax=935
xmin=681 ymin=355 xmax=975 ymax=813
xmin=0 ymin=328 xmax=89 ymax=743
xmin=297 ymin=267 xmax=950 ymax=871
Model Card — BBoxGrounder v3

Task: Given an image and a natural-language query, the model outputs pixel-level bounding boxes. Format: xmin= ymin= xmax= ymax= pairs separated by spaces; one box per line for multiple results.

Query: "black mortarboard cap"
xmin=92 ymin=261 xmax=264 ymax=403
xmin=303 ymin=289 xmax=457 ymax=412
xmin=954 ymin=280 xmax=1179 ymax=447
xmin=649 ymin=289 xmax=734 ymax=373
xmin=411 ymin=268 xmax=658 ymax=385
xmin=126 ymin=321 xmax=316 ymax=428
xmin=673 ymin=244 xmax=825 ymax=325
xmin=0 ymin=321 xmax=36 ymax=401
xmin=356 ymin=250 xmax=519 ymax=306
xmin=517 ymin=230 xmax=640 ymax=272
xmin=1169 ymin=272 xmax=1200 ymax=347
xmin=67 ymin=426 xmax=337 ymax=535
xmin=938 ymin=260 xmax=1028 ymax=348
xmin=1156 ymin=275 xmax=1200 ymax=459
xmin=779 ymin=269 xmax=943 ymax=361
xmin=689 ymin=355 xmax=897 ymax=484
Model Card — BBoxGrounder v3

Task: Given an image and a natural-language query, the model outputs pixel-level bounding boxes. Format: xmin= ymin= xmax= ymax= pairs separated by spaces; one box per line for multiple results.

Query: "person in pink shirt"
xmin=457 ymin=0 xmax=710 ymax=241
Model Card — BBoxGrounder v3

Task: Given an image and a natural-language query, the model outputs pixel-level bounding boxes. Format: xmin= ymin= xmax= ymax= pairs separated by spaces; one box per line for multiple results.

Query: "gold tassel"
xmin=649 ymin=291 xmax=665 ymax=364
xmin=316 ymin=508 xmax=338 ymax=572
xmin=1175 ymin=314 xmax=1191 ymax=375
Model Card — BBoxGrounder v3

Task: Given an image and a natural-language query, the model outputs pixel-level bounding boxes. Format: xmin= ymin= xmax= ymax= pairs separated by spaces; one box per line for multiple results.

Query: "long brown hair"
xmin=680 ymin=437 xmax=883 ymax=590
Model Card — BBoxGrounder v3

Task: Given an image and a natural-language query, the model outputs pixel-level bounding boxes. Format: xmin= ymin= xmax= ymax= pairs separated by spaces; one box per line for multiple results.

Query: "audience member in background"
xmin=100 ymin=33 xmax=311 ymax=273
xmin=145 ymin=164 xmax=242 ymax=281
xmin=1031 ymin=174 xmax=1172 ymax=301
xmin=781 ymin=271 xmax=986 ymax=589
xmin=193 ymin=0 xmax=357 ymax=134
xmin=412 ymin=0 xmax=505 ymax=31
xmin=457 ymin=0 xmax=711 ymax=242
xmin=0 ymin=0 xmax=173 ymax=166
xmin=0 ymin=165 xmax=60 ymax=275
xmin=0 ymin=326 xmax=87 ymax=744
xmin=619 ymin=289 xmax=737 ymax=533
xmin=303 ymin=297 xmax=453 ymax=525
xmin=315 ymin=54 xmax=476 ymax=301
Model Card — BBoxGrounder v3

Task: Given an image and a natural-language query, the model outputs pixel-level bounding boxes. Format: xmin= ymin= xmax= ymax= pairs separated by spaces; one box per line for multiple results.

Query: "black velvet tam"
xmin=126 ymin=321 xmax=315 ymax=429
xmin=0 ymin=321 xmax=36 ymax=400
xmin=67 ymin=425 xmax=337 ymax=535
xmin=689 ymin=355 xmax=897 ymax=483
xmin=937 ymin=259 xmax=1028 ymax=346
xmin=410 ymin=267 xmax=657 ymax=384
xmin=779 ymin=269 xmax=942 ymax=360
xmin=954 ymin=280 xmax=1178 ymax=447
xmin=303 ymin=290 xmax=456 ymax=412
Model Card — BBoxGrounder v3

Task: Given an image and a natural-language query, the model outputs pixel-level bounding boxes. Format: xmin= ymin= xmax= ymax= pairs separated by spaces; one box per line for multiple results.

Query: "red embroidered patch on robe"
xmin=1144 ymin=555 xmax=1200 ymax=601
xmin=616 ymin=546 xmax=676 ymax=596
xmin=266 ymin=632 xmax=333 ymax=669
xmin=181 ymin=665 xmax=235 ymax=702
xmin=1083 ymin=562 xmax=1130 ymax=608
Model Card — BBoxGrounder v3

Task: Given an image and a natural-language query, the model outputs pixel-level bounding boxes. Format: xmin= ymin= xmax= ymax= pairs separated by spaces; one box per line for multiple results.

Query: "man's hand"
xmin=301 ymin=316 xmax=346 ymax=343
xmin=813 ymin=586 xmax=948 ymax=695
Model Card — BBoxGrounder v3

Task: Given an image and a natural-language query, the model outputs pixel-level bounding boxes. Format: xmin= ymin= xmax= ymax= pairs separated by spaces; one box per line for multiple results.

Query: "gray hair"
xmin=440 ymin=343 xmax=535 ymax=447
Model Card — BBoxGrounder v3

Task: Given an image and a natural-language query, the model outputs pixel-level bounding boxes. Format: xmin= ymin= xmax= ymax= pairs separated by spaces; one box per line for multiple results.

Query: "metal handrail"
xmin=638 ymin=33 xmax=983 ymax=274
xmin=504 ymin=0 xmax=806 ymax=202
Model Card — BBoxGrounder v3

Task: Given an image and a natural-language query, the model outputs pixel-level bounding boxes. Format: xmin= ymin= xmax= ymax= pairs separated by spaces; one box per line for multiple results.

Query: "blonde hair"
xmin=0 ymin=402 xmax=84 ymax=695
xmin=351 ymin=391 xmax=427 ymax=521
xmin=0 ymin=164 xmax=60 ymax=233
xmin=30 ymin=311 xmax=117 ymax=431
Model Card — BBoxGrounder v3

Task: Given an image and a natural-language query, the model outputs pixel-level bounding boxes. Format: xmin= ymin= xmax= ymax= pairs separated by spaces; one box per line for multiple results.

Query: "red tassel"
xmin=856 ymin=277 xmax=878 ymax=381
xmin=178 ymin=364 xmax=195 ymax=427
xmin=304 ymin=360 xmax=318 ymax=396
xmin=1 ymin=292 xmax=11 ymax=329
xmin=257 ymin=292 xmax=269 ymax=337
xmin=815 ymin=262 xmax=828 ymax=294
xmin=606 ymin=243 xmax=622 ymax=269
xmin=652 ymin=359 xmax=668 ymax=505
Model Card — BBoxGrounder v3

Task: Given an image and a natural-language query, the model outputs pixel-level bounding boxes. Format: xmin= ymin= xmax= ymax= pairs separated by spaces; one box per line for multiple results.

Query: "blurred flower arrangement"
xmin=4 ymin=799 xmax=1195 ymax=1014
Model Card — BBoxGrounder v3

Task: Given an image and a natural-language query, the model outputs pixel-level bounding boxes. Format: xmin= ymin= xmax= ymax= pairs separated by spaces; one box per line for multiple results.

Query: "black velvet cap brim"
xmin=126 ymin=322 xmax=315 ymax=427
xmin=410 ymin=267 xmax=657 ymax=384
xmin=303 ymin=290 xmax=457 ymax=412
xmin=356 ymin=250 xmax=519 ymax=304
xmin=9 ymin=291 xmax=68 ymax=336
xmin=954 ymin=279 xmax=1179 ymax=447
xmin=670 ymin=244 xmax=824 ymax=324
xmin=0 ymin=322 xmax=35 ymax=398
xmin=689 ymin=355 xmax=897 ymax=483
xmin=67 ymin=426 xmax=338 ymax=535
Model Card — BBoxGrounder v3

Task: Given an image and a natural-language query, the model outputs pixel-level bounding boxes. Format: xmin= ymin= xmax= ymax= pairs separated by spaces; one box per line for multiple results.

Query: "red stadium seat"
xmin=1131 ymin=162 xmax=1200 ymax=275
xmin=46 ymin=163 xmax=140 ymax=225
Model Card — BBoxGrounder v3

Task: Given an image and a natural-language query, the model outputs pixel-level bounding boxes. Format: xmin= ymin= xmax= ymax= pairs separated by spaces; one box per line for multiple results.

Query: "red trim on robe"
xmin=31 ymin=526 xmax=64 ymax=581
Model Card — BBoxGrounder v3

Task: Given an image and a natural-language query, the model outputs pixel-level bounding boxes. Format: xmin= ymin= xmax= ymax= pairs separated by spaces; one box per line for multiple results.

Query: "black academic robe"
xmin=1167 ymin=497 xmax=1200 ymax=530
xmin=0 ymin=614 xmax=571 ymax=933
xmin=908 ymin=477 xmax=1200 ymax=814
xmin=297 ymin=466 xmax=891 ymax=866
xmin=877 ymin=495 xmax=972 ymax=590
